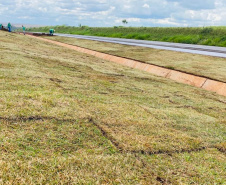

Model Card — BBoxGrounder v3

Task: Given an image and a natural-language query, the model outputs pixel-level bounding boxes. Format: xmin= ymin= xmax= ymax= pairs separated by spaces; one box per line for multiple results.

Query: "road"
xmin=53 ymin=33 xmax=226 ymax=58
xmin=29 ymin=32 xmax=226 ymax=58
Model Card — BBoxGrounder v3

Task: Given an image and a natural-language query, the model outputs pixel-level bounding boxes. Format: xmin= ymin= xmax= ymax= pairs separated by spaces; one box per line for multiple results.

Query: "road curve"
xmin=53 ymin=33 xmax=226 ymax=58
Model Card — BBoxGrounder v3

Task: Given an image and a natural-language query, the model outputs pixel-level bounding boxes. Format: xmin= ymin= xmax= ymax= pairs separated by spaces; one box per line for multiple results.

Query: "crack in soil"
xmin=0 ymin=116 xmax=79 ymax=123
xmin=88 ymin=117 xmax=124 ymax=152
xmin=49 ymin=78 xmax=62 ymax=83
xmin=88 ymin=117 xmax=209 ymax=156
xmin=0 ymin=116 xmax=218 ymax=156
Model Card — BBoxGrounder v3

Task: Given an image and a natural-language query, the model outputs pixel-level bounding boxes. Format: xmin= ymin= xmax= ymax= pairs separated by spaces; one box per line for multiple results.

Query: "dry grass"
xmin=46 ymin=36 xmax=226 ymax=82
xmin=0 ymin=31 xmax=226 ymax=184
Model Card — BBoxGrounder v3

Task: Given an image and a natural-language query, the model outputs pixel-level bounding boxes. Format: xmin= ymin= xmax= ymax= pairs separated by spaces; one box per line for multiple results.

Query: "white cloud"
xmin=143 ymin=4 xmax=150 ymax=8
xmin=0 ymin=0 xmax=225 ymax=27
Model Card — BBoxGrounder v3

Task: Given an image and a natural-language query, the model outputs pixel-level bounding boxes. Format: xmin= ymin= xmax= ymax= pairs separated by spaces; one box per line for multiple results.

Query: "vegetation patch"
xmin=45 ymin=36 xmax=226 ymax=82
xmin=27 ymin=26 xmax=226 ymax=47
xmin=0 ymin=31 xmax=225 ymax=184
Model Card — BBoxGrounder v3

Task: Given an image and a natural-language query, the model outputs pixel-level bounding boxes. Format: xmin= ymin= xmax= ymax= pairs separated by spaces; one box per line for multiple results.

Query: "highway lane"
xmin=54 ymin=33 xmax=226 ymax=58
xmin=32 ymin=32 xmax=226 ymax=58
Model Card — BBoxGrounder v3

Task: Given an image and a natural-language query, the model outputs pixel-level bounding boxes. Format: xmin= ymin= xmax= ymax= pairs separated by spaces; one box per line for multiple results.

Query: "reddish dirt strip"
xmin=27 ymin=34 xmax=226 ymax=97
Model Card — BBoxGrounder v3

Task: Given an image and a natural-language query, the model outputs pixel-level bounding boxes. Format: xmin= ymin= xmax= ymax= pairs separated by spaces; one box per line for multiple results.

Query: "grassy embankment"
xmin=0 ymin=31 xmax=226 ymax=184
xmin=28 ymin=26 xmax=226 ymax=47
xmin=44 ymin=36 xmax=226 ymax=82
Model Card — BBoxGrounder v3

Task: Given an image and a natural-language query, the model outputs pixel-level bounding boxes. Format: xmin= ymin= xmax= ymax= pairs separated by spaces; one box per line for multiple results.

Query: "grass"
xmin=27 ymin=26 xmax=226 ymax=47
xmin=0 ymin=31 xmax=226 ymax=184
xmin=44 ymin=36 xmax=226 ymax=82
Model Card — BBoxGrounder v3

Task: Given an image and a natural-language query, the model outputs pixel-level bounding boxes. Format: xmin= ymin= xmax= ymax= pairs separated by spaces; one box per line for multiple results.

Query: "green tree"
xmin=122 ymin=19 xmax=128 ymax=25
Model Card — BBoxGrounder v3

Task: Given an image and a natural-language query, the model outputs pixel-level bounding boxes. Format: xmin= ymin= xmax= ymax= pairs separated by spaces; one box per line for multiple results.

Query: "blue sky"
xmin=0 ymin=0 xmax=226 ymax=27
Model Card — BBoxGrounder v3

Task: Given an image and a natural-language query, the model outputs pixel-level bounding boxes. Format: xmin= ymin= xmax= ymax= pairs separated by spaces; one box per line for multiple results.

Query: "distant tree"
xmin=122 ymin=19 xmax=128 ymax=25
xmin=78 ymin=23 xmax=82 ymax=27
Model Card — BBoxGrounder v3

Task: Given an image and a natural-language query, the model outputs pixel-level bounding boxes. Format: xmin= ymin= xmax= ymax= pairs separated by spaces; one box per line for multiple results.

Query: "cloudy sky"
xmin=0 ymin=0 xmax=226 ymax=27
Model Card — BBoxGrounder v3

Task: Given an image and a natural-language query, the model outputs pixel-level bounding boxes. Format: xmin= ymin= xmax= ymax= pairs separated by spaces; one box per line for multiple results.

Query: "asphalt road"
xmin=34 ymin=32 xmax=226 ymax=58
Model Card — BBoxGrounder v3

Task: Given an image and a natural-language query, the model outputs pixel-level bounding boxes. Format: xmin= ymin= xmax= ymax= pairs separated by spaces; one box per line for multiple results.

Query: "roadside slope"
xmin=45 ymin=36 xmax=226 ymax=83
xmin=0 ymin=31 xmax=225 ymax=184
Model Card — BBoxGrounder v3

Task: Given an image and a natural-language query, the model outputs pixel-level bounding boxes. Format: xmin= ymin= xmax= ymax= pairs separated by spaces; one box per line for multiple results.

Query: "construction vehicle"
xmin=0 ymin=24 xmax=9 ymax=31
xmin=49 ymin=29 xmax=55 ymax=36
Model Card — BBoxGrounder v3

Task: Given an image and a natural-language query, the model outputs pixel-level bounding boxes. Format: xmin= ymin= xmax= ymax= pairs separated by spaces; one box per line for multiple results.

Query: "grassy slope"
xmin=0 ymin=31 xmax=226 ymax=184
xmin=44 ymin=36 xmax=226 ymax=82
xmin=27 ymin=26 xmax=226 ymax=47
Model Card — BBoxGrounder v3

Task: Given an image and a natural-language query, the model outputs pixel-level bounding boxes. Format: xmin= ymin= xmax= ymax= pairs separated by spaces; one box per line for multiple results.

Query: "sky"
xmin=0 ymin=0 xmax=226 ymax=27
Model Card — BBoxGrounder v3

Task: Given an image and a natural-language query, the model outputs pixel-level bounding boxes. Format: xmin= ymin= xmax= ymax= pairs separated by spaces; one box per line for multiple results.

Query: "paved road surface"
xmin=34 ymin=32 xmax=226 ymax=58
